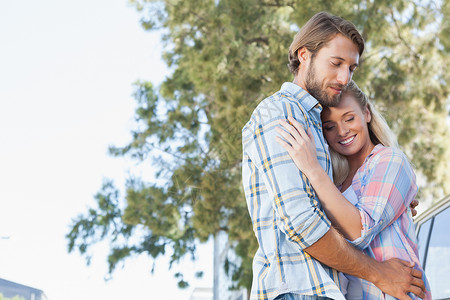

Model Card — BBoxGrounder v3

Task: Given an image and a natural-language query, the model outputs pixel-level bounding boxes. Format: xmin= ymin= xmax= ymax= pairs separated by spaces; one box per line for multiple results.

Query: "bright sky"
xmin=0 ymin=0 xmax=212 ymax=299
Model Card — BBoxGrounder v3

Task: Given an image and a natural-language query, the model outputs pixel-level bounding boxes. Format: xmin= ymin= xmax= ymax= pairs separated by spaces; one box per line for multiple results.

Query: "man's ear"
xmin=297 ymin=47 xmax=311 ymax=64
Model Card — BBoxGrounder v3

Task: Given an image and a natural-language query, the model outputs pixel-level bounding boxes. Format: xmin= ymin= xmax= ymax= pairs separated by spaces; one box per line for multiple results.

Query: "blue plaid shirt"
xmin=242 ymin=82 xmax=346 ymax=300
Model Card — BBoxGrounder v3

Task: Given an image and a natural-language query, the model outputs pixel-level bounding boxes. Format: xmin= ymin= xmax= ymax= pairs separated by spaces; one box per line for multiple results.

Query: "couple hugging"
xmin=242 ymin=11 xmax=431 ymax=300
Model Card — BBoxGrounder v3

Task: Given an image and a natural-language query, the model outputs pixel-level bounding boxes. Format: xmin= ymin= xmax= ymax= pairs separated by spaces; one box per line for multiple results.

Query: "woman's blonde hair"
xmin=329 ymin=81 xmax=399 ymax=186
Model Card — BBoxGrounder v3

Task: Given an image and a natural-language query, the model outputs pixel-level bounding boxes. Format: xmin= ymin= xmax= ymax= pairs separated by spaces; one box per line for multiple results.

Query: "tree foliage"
xmin=0 ymin=294 xmax=25 ymax=300
xmin=67 ymin=0 xmax=450 ymax=292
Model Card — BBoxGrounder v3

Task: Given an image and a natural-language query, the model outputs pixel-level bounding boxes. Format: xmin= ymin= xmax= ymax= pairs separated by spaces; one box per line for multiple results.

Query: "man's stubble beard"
xmin=305 ymin=58 xmax=344 ymax=107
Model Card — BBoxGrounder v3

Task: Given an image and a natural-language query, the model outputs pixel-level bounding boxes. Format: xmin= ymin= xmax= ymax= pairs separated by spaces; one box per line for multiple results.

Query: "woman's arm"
xmin=349 ymin=146 xmax=416 ymax=250
xmin=275 ymin=117 xmax=362 ymax=240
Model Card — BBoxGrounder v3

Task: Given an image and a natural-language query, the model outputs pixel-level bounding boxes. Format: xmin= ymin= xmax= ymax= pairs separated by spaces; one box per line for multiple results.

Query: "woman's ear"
xmin=365 ymin=106 xmax=372 ymax=123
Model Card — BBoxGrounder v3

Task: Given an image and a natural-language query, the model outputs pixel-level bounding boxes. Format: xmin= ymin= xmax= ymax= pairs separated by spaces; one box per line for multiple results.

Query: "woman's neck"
xmin=348 ymin=142 xmax=375 ymax=172
xmin=340 ymin=172 xmax=355 ymax=192
xmin=341 ymin=142 xmax=376 ymax=191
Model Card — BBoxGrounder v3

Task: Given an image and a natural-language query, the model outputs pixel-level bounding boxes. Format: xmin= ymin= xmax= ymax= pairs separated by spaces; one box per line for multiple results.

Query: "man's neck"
xmin=292 ymin=75 xmax=307 ymax=91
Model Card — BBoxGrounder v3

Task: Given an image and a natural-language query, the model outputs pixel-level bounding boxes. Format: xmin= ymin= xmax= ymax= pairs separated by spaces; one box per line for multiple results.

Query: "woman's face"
xmin=321 ymin=93 xmax=374 ymax=160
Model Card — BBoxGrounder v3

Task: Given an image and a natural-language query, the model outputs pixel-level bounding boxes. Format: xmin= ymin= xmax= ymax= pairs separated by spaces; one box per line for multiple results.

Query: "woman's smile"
xmin=321 ymin=93 xmax=374 ymax=165
xmin=338 ymin=135 xmax=356 ymax=146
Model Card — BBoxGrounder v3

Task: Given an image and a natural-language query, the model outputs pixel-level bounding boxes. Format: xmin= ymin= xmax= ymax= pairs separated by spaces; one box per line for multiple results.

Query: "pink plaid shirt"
xmin=345 ymin=144 xmax=431 ymax=299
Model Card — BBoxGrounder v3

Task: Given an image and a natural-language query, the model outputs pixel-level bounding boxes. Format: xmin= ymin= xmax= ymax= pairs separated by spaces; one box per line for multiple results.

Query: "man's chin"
xmin=319 ymin=95 xmax=340 ymax=107
xmin=308 ymin=87 xmax=341 ymax=107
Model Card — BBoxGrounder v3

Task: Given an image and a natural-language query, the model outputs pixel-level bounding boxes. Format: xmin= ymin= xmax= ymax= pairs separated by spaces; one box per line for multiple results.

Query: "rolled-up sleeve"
xmin=243 ymin=98 xmax=331 ymax=249
xmin=349 ymin=147 xmax=417 ymax=250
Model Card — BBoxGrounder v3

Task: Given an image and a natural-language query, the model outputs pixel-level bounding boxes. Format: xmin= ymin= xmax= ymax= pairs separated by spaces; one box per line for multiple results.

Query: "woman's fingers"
xmin=278 ymin=119 xmax=303 ymax=142
xmin=277 ymin=117 xmax=317 ymax=156
xmin=275 ymin=136 xmax=293 ymax=153
xmin=287 ymin=116 xmax=309 ymax=138
xmin=306 ymin=127 xmax=316 ymax=147
xmin=275 ymin=126 xmax=299 ymax=148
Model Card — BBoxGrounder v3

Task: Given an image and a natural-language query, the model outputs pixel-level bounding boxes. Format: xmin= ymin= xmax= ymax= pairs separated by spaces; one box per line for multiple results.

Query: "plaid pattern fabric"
xmin=346 ymin=144 xmax=432 ymax=299
xmin=242 ymin=82 xmax=345 ymax=300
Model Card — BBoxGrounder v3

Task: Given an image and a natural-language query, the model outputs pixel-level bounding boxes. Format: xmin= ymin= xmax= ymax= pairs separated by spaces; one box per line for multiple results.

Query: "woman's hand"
xmin=275 ymin=116 xmax=322 ymax=179
xmin=276 ymin=117 xmax=364 ymax=241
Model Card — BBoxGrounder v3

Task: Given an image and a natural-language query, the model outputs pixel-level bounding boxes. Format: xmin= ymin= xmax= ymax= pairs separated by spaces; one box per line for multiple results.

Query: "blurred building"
xmin=190 ymin=232 xmax=247 ymax=300
xmin=189 ymin=287 xmax=213 ymax=300
xmin=0 ymin=278 xmax=48 ymax=300
xmin=213 ymin=231 xmax=247 ymax=300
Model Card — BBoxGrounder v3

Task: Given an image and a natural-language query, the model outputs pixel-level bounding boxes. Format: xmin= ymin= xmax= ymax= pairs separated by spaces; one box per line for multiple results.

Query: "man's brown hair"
xmin=288 ymin=11 xmax=364 ymax=75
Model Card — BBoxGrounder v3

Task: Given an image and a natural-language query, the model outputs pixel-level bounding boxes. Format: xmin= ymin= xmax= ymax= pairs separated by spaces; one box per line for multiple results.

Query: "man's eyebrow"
xmin=331 ymin=56 xmax=359 ymax=67
xmin=331 ymin=56 xmax=345 ymax=61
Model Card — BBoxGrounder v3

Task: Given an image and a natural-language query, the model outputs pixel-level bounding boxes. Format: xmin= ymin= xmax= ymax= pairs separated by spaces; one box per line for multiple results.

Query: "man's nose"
xmin=337 ymin=68 xmax=351 ymax=86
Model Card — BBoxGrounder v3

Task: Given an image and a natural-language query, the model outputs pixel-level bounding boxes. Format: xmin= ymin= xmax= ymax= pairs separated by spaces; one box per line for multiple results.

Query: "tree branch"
xmin=389 ymin=9 xmax=422 ymax=60
xmin=260 ymin=0 xmax=294 ymax=8
xmin=245 ymin=37 xmax=269 ymax=45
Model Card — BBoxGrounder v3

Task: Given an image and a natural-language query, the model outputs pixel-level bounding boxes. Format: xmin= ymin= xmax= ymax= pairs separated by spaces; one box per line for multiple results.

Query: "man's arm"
xmin=243 ymin=99 xmax=332 ymax=250
xmin=305 ymin=227 xmax=426 ymax=300
xmin=245 ymin=99 xmax=426 ymax=299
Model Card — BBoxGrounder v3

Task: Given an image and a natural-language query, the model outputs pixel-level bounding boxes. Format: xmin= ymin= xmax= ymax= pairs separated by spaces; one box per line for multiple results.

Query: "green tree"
xmin=0 ymin=293 xmax=25 ymax=300
xmin=67 ymin=0 xmax=450 ymax=292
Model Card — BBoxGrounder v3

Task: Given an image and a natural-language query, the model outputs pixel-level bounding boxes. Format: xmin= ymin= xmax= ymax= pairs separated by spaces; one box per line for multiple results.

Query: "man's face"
xmin=304 ymin=34 xmax=360 ymax=107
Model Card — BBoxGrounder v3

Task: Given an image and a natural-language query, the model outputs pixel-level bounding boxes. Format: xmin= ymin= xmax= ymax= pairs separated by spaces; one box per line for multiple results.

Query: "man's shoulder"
xmin=255 ymin=84 xmax=310 ymax=111
xmin=242 ymin=86 xmax=309 ymax=134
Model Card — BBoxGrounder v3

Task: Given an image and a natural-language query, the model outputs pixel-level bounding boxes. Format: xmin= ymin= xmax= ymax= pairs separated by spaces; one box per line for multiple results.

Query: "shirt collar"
xmin=280 ymin=82 xmax=320 ymax=112
xmin=365 ymin=144 xmax=385 ymax=161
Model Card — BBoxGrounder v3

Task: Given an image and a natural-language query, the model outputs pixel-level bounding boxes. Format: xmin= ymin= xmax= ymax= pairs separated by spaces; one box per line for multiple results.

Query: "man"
xmin=242 ymin=11 xmax=426 ymax=300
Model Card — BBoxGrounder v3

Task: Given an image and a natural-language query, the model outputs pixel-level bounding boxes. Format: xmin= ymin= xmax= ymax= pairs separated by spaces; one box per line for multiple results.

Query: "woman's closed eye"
xmin=345 ymin=116 xmax=354 ymax=122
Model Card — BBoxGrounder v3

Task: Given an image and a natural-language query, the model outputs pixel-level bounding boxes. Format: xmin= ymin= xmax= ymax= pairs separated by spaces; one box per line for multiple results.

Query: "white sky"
xmin=0 ymin=0 xmax=212 ymax=299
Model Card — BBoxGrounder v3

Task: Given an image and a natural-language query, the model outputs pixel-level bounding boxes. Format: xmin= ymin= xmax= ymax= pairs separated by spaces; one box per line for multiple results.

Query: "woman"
xmin=275 ymin=81 xmax=431 ymax=299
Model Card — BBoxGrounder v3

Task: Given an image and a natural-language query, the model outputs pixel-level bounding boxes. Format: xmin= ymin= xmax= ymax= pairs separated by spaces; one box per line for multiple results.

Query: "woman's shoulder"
xmin=367 ymin=144 xmax=412 ymax=170
xmin=371 ymin=144 xmax=406 ymax=159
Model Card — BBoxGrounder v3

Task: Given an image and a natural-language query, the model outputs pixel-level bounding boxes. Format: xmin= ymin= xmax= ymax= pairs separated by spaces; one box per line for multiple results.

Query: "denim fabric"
xmin=274 ymin=293 xmax=332 ymax=300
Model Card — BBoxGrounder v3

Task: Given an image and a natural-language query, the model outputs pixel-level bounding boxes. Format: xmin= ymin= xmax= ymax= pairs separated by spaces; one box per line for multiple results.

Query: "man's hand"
xmin=305 ymin=228 xmax=427 ymax=299
xmin=410 ymin=199 xmax=419 ymax=217
xmin=372 ymin=258 xmax=426 ymax=299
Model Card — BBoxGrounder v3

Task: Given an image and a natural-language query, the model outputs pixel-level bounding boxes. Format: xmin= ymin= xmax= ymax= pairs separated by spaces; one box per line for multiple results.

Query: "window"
xmin=416 ymin=218 xmax=432 ymax=266
xmin=424 ymin=206 xmax=450 ymax=299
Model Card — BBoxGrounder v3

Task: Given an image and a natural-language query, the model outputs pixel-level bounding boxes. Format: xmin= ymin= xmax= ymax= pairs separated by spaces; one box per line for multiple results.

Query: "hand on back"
xmin=373 ymin=258 xmax=427 ymax=299
xmin=275 ymin=116 xmax=320 ymax=179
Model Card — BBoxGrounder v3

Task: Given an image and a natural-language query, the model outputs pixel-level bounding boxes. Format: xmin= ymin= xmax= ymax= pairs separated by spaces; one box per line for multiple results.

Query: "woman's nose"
xmin=337 ymin=125 xmax=349 ymax=136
